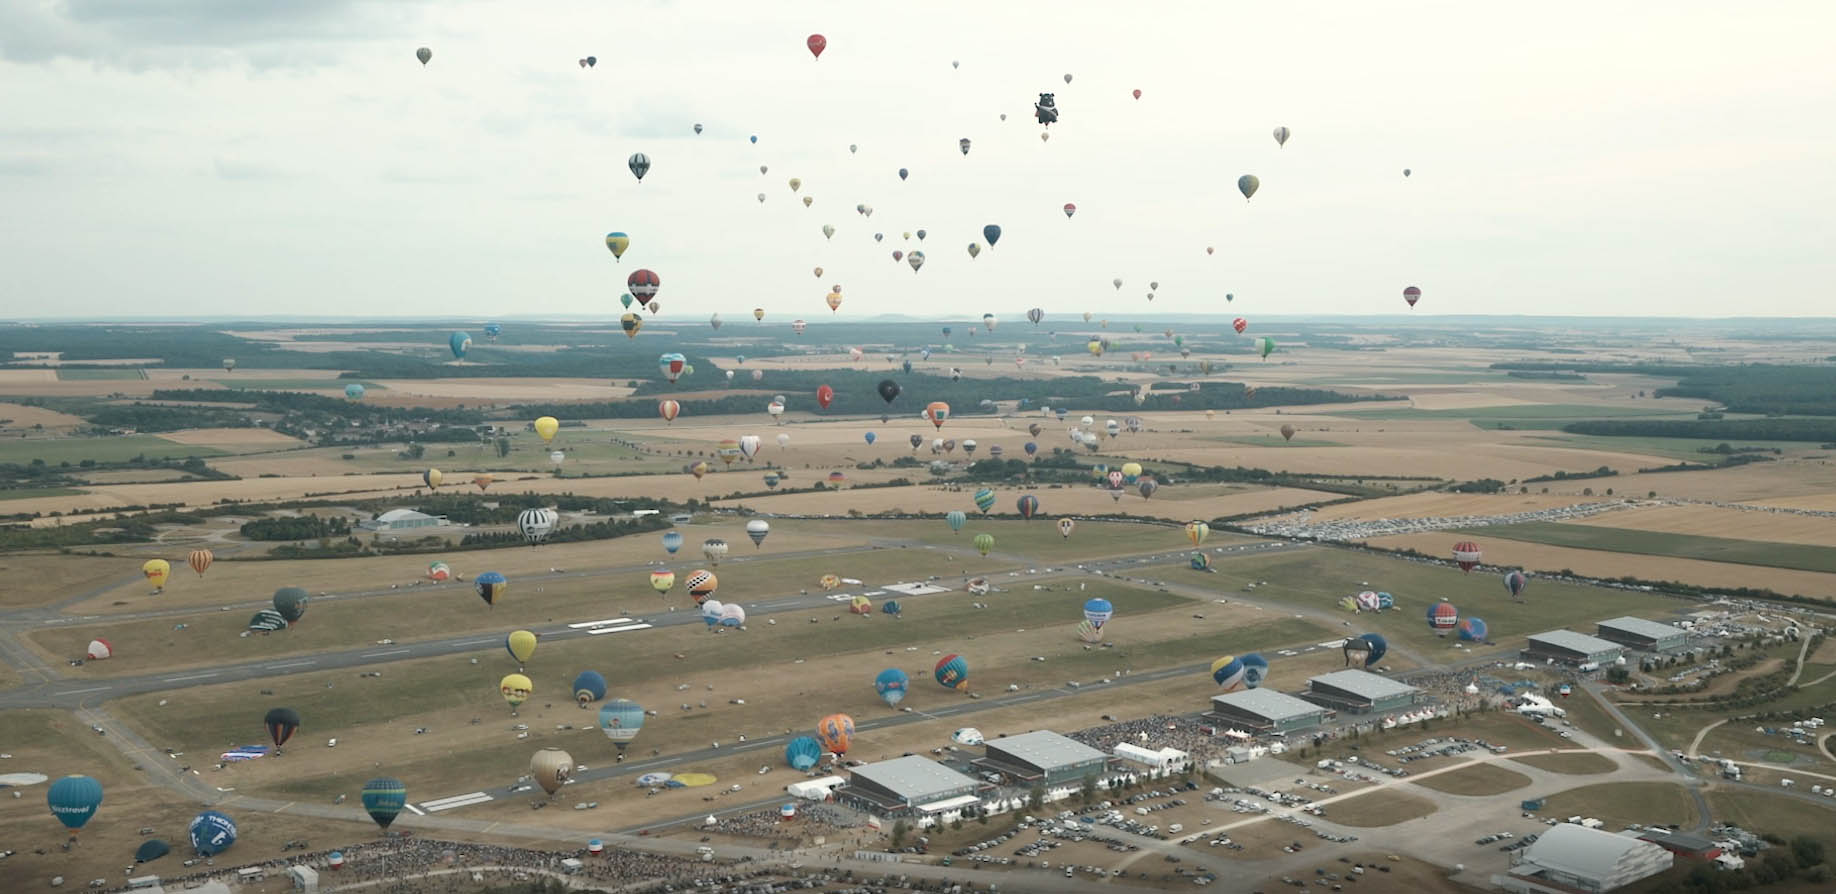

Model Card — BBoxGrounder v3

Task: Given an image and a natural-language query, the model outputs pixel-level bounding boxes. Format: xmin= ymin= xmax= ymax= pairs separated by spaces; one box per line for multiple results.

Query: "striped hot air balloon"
xmin=1427 ymin=601 xmax=1458 ymax=634
xmin=1503 ymin=570 xmax=1529 ymax=601
xmin=972 ymin=488 xmax=996 ymax=514
xmin=1210 ymin=655 xmax=1247 ymax=691
xmin=187 ymin=549 xmax=213 ymax=576
xmin=361 ymin=778 xmax=407 ymax=831
xmin=1015 ymin=494 xmax=1039 ymax=520
xmin=1452 ymin=541 xmax=1482 ymax=572
xmin=1458 ymin=617 xmax=1489 ymax=642
xmin=934 ymin=654 xmax=970 ymax=691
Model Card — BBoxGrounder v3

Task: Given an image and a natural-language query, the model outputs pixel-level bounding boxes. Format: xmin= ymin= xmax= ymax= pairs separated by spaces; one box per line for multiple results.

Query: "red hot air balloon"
xmin=1132 ymin=89 xmax=1142 ymax=100
xmin=1232 ymin=317 xmax=1248 ymax=334
xmin=1404 ymin=286 xmax=1421 ymax=307
xmin=1452 ymin=540 xmax=1482 ymax=572
xmin=816 ymin=385 xmax=835 ymax=409
xmin=1063 ymin=203 xmax=1076 ymax=219
xmin=628 ymin=269 xmax=660 ymax=300
xmin=807 ymin=34 xmax=826 ymax=59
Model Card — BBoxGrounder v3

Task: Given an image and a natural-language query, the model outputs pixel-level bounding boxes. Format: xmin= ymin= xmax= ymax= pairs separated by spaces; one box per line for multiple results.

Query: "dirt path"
xmin=1687 ymin=719 xmax=1728 ymax=759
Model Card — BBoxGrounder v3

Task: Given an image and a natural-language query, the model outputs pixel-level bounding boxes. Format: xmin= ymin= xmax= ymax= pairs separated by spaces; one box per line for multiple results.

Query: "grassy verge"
xmin=1534 ymin=782 xmax=1700 ymax=829
xmin=1410 ymin=763 xmax=1532 ymax=795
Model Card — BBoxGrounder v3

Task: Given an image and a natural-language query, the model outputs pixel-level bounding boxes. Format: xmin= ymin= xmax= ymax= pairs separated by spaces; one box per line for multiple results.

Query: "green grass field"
xmin=1323 ymin=790 xmax=1439 ymax=827
xmin=1328 ymin=404 xmax=1688 ymax=423
xmin=0 ymin=486 xmax=84 ymax=501
xmin=1706 ymin=791 xmax=1836 ymax=852
xmin=1507 ymin=752 xmax=1617 ymax=774
xmin=1523 ymin=433 xmax=1813 ymax=461
xmin=1534 ymin=781 xmax=1700 ymax=829
xmin=0 ymin=434 xmax=227 ymax=465
xmin=1190 ymin=545 xmax=1679 ymax=661
xmin=1560 ymin=689 xmax=1629 ymax=743
xmin=1410 ymin=763 xmax=1532 ymax=795
xmin=55 ymin=368 xmax=147 ymax=380
xmin=1462 ymin=522 xmax=1836 ymax=574
xmin=877 ymin=518 xmax=1248 ymax=562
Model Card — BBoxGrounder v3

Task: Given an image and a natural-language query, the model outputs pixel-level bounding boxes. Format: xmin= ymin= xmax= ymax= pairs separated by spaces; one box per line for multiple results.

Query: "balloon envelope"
xmin=598 ymin=699 xmax=645 ymax=750
xmin=188 ymin=810 xmax=237 ymax=855
xmin=361 ymin=778 xmax=407 ymax=830
xmin=785 ymin=736 xmax=822 ymax=770
xmin=874 ymin=668 xmax=910 ymax=706
xmin=47 ymin=775 xmax=103 ymax=831
xmin=572 ymin=670 xmax=606 ymax=705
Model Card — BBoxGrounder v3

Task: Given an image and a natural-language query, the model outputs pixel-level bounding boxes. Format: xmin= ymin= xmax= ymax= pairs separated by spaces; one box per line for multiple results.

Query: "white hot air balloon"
xmin=517 ymin=507 xmax=558 ymax=543
xmin=746 ymin=519 xmax=771 ymax=548
xmin=738 ymin=435 xmax=762 ymax=460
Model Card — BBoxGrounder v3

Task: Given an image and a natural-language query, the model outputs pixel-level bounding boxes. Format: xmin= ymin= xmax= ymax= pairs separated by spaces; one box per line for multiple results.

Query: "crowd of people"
xmin=1068 ymin=713 xmax=1232 ymax=764
xmin=703 ymin=803 xmax=855 ymax=842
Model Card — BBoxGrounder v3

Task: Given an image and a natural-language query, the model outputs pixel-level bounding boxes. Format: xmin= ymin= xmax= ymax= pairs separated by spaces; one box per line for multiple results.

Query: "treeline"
xmin=1489 ymin=360 xmax=1700 ymax=377
xmin=86 ymin=404 xmax=255 ymax=432
xmin=0 ymin=508 xmax=207 ymax=550
xmin=1562 ymin=418 xmax=1836 ymax=441
xmin=457 ymin=513 xmax=670 ymax=548
xmin=1522 ymin=466 xmax=1616 ymax=484
xmin=1657 ymin=366 xmax=1836 ymax=416
xmin=239 ymin=515 xmax=351 ymax=541
xmin=349 ymin=492 xmax=679 ymax=526
xmin=148 ymin=389 xmax=486 ymax=425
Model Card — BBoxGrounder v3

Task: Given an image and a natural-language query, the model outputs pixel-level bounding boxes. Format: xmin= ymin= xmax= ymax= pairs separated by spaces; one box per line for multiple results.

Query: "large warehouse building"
xmin=1303 ymin=670 xmax=1421 ymax=714
xmin=836 ymin=756 xmax=985 ymax=826
xmin=1595 ymin=616 xmax=1688 ymax=653
xmin=972 ymin=731 xmax=1110 ymax=788
xmin=1494 ymin=823 xmax=1673 ymax=893
xmin=1523 ymin=629 xmax=1624 ymax=667
xmin=1207 ymin=689 xmax=1330 ymax=734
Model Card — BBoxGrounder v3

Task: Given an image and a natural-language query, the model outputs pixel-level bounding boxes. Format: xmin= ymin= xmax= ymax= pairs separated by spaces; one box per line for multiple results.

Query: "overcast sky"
xmin=3 ymin=1 xmax=1832 ymax=321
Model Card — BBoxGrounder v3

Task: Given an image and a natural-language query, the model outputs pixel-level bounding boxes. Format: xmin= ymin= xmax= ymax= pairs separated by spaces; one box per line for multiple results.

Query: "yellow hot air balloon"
xmin=499 ymin=673 xmax=533 ymax=711
xmin=826 ymin=289 xmax=843 ymax=312
xmin=1186 ymin=521 xmax=1211 ymax=547
xmin=187 ymin=549 xmax=213 ymax=576
xmin=529 ymin=747 xmax=573 ymax=796
xmin=142 ymin=558 xmax=171 ymax=592
xmin=534 ymin=416 xmax=560 ymax=444
xmin=753 ymin=308 xmax=766 ymax=321
xmin=788 ymin=177 xmax=802 ymax=192
xmin=422 ymin=468 xmax=443 ymax=489
xmin=819 ymin=573 xmax=841 ymax=590
xmin=1121 ymin=462 xmax=1143 ymax=481
xmin=506 ymin=629 xmax=538 ymax=666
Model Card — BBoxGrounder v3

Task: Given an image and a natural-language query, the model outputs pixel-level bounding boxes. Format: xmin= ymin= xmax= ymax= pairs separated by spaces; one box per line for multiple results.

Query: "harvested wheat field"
xmin=715 ymin=482 xmax=1336 ymax=518
xmin=0 ymin=400 xmax=88 ymax=430
xmin=1365 ymin=532 xmax=1836 ymax=599
xmin=159 ymin=427 xmax=307 ymax=447
xmin=5 ymin=472 xmax=427 ymax=521
xmin=1606 ymin=459 xmax=1836 ymax=504
xmin=1569 ymin=503 xmax=1836 ymax=548
xmin=371 ymin=377 xmax=635 ymax=401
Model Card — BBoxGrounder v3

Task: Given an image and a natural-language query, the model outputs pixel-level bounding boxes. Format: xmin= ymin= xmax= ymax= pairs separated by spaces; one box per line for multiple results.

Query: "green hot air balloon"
xmin=972 ymin=488 xmax=997 ymax=514
xmin=973 ymin=533 xmax=994 ymax=556
xmin=48 ymin=775 xmax=103 ymax=835
xmin=361 ymin=778 xmax=407 ymax=831
xmin=1255 ymin=336 xmax=1276 ymax=360
xmin=272 ymin=587 xmax=308 ymax=624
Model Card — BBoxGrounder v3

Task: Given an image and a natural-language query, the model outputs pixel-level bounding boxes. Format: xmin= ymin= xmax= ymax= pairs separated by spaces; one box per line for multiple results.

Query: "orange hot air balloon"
xmin=816 ymin=385 xmax=835 ymax=409
xmin=472 ymin=474 xmax=494 ymax=492
xmin=815 ymin=713 xmax=854 ymax=755
xmin=187 ymin=549 xmax=213 ymax=576
xmin=658 ymin=399 xmax=681 ymax=423
xmin=924 ymin=401 xmax=951 ymax=430
xmin=826 ymin=289 xmax=843 ymax=312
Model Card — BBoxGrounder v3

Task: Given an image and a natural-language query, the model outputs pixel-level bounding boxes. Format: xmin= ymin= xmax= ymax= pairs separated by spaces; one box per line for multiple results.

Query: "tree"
xmin=1607 ymin=666 xmax=1631 ymax=684
xmin=890 ymin=819 xmax=909 ymax=848
xmin=495 ymin=437 xmax=511 ymax=458
xmin=1791 ymin=835 xmax=1826 ymax=868
xmin=1081 ymin=773 xmax=1098 ymax=803
xmin=1027 ymin=786 xmax=1044 ymax=810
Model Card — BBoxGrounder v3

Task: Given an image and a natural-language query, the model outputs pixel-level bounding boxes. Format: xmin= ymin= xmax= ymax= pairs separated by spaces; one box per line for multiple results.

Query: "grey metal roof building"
xmin=837 ymin=757 xmax=982 ymax=819
xmin=973 ymin=731 xmax=1110 ymax=787
xmin=1596 ymin=616 xmax=1688 ymax=653
xmin=1523 ymin=629 xmax=1624 ymax=667
xmin=1207 ymin=689 xmax=1330 ymax=733
xmin=1495 ymin=823 xmax=1672 ymax=893
xmin=1303 ymin=670 xmax=1421 ymax=713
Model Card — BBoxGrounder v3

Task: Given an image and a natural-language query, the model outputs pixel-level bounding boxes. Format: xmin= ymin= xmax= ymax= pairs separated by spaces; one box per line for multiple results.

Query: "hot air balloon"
xmin=142 ymin=558 xmax=170 ymax=592
xmin=864 ymin=431 xmax=877 ymax=445
xmin=935 ymin=654 xmax=969 ymax=691
xmin=628 ymin=153 xmax=650 ymax=182
xmin=746 ymin=519 xmax=771 ymax=548
xmin=657 ymin=353 xmax=686 ymax=383
xmin=815 ymin=714 xmax=856 ymax=759
xmin=185 ymin=549 xmax=212 ymax=576
xmin=882 ymin=599 xmax=902 ymax=617
xmin=907 ymin=250 xmax=925 ymax=272
xmin=1137 ymin=478 xmax=1159 ymax=499
xmin=924 ymin=401 xmax=950 ymax=429
xmin=471 ymin=474 xmax=495 ymax=492
xmin=262 ymin=706 xmax=300 ymax=752
xmin=1238 ymin=174 xmax=1259 ymax=200
xmin=1232 ymin=317 xmax=1248 ymax=335
xmin=475 ymin=571 xmax=508 ymax=607
xmin=806 ymin=33 xmax=826 ymax=58
xmin=500 ymin=673 xmax=533 ymax=710
xmin=1186 ymin=521 xmax=1210 ymax=546
xmin=1280 ymin=424 xmax=1297 ymax=442
xmin=345 ymin=383 xmax=365 ymax=400
xmin=656 ymin=399 xmax=681 ymax=424
xmin=84 ymin=637 xmax=112 ymax=660
xmin=604 ymin=232 xmax=629 ymax=260
xmin=1016 ymin=495 xmax=1039 ymax=519
xmin=702 ymin=538 xmax=729 ymax=565
xmin=649 ymin=569 xmax=676 ymax=595
xmin=662 ymin=530 xmax=684 ymax=554
xmin=247 ymin=609 xmax=287 ymax=632
xmin=361 ymin=778 xmax=407 ymax=831
xmin=791 ymin=319 xmax=807 ymax=335
xmin=1504 ymin=570 xmax=1529 ymax=601
xmin=910 ymin=434 xmax=924 ymax=451
xmin=1255 ymin=337 xmax=1276 ymax=360
xmin=1240 ymin=653 xmax=1269 ymax=689
xmin=1403 ymin=168 xmax=1412 ymax=178
xmin=1404 ymin=286 xmax=1421 ymax=307
xmin=421 ymin=468 xmax=443 ymax=489
xmin=1083 ymin=597 xmax=1113 ymax=629
xmin=572 ymin=670 xmax=607 ymax=706
xmin=769 ymin=736 xmax=821 ymax=774
xmin=776 ymin=432 xmax=790 ymax=448
xmin=1211 ymin=655 xmax=1247 ymax=691
xmin=1458 ymin=617 xmax=1489 ymax=642
xmin=530 ymin=748 xmax=573 ymax=796
xmin=448 ymin=331 xmax=471 ymax=359
xmin=982 ymin=224 xmax=1002 ymax=247
xmin=598 ymin=699 xmax=645 ymax=753
xmin=940 ymin=510 xmax=967 ymax=534
xmin=1452 ymin=541 xmax=1482 ymax=572
xmin=272 ymin=587 xmax=308 ymax=624
xmin=505 ymin=629 xmax=537 ymax=667
xmin=1345 ymin=633 xmax=1387 ymax=667
xmin=188 ymin=810 xmax=237 ymax=856
xmin=972 ymin=533 xmax=994 ymax=556
xmin=135 ymin=839 xmax=170 ymax=863
xmin=415 ymin=47 xmax=432 ymax=65
xmin=1427 ymin=601 xmax=1458 ymax=634
xmin=972 ymin=488 xmax=997 ymax=514
xmin=1190 ymin=551 xmax=1211 ymax=571
xmin=738 ymin=435 xmax=762 ymax=460
xmin=966 ymin=242 xmax=981 ymax=258
xmin=1273 ymin=126 xmax=1290 ymax=147
xmin=47 ymin=774 xmax=103 ymax=836
xmin=686 ymin=569 xmax=718 ymax=603
xmin=874 ymin=668 xmax=910 ymax=707
xmin=517 ymin=507 xmax=558 ymax=544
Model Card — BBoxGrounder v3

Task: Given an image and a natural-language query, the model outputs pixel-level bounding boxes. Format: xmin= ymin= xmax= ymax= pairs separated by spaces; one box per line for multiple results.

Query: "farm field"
xmin=1453 ymin=521 xmax=1836 ymax=574
xmin=1567 ymin=503 xmax=1836 ymax=549
xmin=1532 ymin=781 xmax=1701 ymax=831
xmin=0 ymin=433 xmax=228 ymax=465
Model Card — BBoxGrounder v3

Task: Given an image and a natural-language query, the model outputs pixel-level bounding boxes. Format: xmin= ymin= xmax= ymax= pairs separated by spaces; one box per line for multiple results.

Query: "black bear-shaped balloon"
xmin=1035 ymin=93 xmax=1058 ymax=126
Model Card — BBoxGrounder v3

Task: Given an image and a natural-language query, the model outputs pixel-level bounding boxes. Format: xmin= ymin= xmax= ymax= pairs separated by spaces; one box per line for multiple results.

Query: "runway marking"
xmin=54 ymin=686 xmax=112 ymax=696
xmin=587 ymin=623 xmax=653 ymax=636
xmin=362 ymin=649 xmax=411 ymax=657
xmin=162 ymin=672 xmax=219 ymax=682
xmin=567 ymin=618 xmax=634 ymax=629
xmin=265 ymin=660 xmax=316 ymax=670
xmin=452 ymin=638 xmax=497 ymax=646
xmin=404 ymin=803 xmax=426 ymax=816
xmin=421 ymin=791 xmax=494 ymax=812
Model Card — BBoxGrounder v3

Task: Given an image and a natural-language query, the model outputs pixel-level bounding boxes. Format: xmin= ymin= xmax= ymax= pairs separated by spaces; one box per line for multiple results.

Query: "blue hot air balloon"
xmin=864 ymin=432 xmax=877 ymax=445
xmin=662 ymin=531 xmax=683 ymax=554
xmin=1055 ymin=408 xmax=1068 ymax=421
xmin=361 ymin=778 xmax=407 ymax=831
xmin=1210 ymin=655 xmax=1247 ymax=690
xmin=881 ymin=599 xmax=902 ymax=616
xmin=1458 ymin=617 xmax=1489 ymax=642
xmin=1344 ymin=633 xmax=1387 ymax=668
xmin=483 ymin=322 xmax=502 ymax=339
xmin=1082 ymin=598 xmax=1113 ymax=628
xmin=750 ymin=134 xmax=758 ymax=144
xmin=344 ymin=383 xmax=365 ymax=400
xmin=982 ymin=224 xmax=1002 ymax=247
xmin=945 ymin=510 xmax=966 ymax=533
xmin=188 ymin=810 xmax=238 ymax=856
xmin=47 ymin=775 xmax=103 ymax=832
xmin=1024 ymin=441 xmax=1037 ymax=456
xmin=598 ymin=699 xmax=646 ymax=752
xmin=1240 ymin=653 xmax=1270 ymax=689
xmin=572 ymin=670 xmax=607 ymax=705
xmin=934 ymin=653 xmax=969 ymax=691
xmin=874 ymin=668 xmax=910 ymax=706
xmin=135 ymin=839 xmax=170 ymax=863
xmin=448 ymin=331 xmax=472 ymax=359
xmin=785 ymin=736 xmax=822 ymax=770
